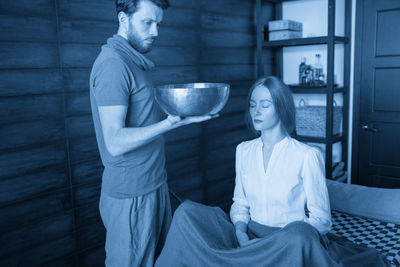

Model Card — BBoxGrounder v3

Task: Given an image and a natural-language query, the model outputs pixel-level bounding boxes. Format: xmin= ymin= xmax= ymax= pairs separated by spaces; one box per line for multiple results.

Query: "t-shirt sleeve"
xmin=92 ymin=58 xmax=132 ymax=106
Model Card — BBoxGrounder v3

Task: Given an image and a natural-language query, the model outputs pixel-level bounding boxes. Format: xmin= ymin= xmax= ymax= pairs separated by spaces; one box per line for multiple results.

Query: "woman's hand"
xmin=235 ymin=229 xmax=250 ymax=246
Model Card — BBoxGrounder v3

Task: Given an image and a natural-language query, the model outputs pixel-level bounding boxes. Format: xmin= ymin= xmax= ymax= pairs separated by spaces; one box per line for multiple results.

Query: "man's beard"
xmin=126 ymin=26 xmax=154 ymax=54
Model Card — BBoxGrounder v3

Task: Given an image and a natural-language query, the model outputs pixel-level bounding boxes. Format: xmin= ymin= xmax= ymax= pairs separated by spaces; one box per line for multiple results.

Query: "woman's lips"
xmin=254 ymin=119 xmax=263 ymax=124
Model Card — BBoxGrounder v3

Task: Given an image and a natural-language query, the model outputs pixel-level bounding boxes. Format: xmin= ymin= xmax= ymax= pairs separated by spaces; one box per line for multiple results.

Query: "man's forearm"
xmin=107 ymin=118 xmax=173 ymax=156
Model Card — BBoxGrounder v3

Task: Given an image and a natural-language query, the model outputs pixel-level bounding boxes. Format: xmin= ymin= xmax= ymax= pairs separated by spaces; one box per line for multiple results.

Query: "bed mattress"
xmin=331 ymin=210 xmax=400 ymax=266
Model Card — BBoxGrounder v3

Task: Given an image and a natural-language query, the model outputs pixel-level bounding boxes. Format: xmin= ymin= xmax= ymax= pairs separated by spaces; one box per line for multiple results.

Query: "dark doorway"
xmin=353 ymin=0 xmax=400 ymax=188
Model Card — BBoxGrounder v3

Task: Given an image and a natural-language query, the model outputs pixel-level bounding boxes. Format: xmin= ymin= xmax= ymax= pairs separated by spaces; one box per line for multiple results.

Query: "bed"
xmin=326 ymin=180 xmax=400 ymax=266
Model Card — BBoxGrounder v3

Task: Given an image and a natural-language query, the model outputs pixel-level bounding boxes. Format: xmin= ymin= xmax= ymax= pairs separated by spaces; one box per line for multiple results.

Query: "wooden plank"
xmin=0 ymin=15 xmax=56 ymax=42
xmin=71 ymin=159 xmax=103 ymax=185
xmin=148 ymin=46 xmax=199 ymax=66
xmin=168 ymin=171 xmax=202 ymax=196
xmin=204 ymin=145 xmax=236 ymax=167
xmin=150 ymin=66 xmax=198 ymax=85
xmin=60 ymin=19 xmax=116 ymax=44
xmin=59 ymin=0 xmax=115 ymax=22
xmin=229 ymin=80 xmax=253 ymax=97
xmin=0 ymin=69 xmax=63 ymax=96
xmin=74 ymin=182 xmax=101 ymax=208
xmin=0 ymin=0 xmax=55 ymax=17
xmin=66 ymin=115 xmax=95 ymax=138
xmin=65 ymin=91 xmax=91 ymax=116
xmin=41 ymin=256 xmax=76 ymax=267
xmin=75 ymin=201 xmax=102 ymax=229
xmin=162 ymin=6 xmax=198 ymax=27
xmin=219 ymin=95 xmax=248 ymax=115
xmin=0 ymin=119 xmax=65 ymax=150
xmin=165 ymin=138 xmax=199 ymax=163
xmin=0 ymin=42 xmax=58 ymax=69
xmin=200 ymin=47 xmax=253 ymax=65
xmin=201 ymin=12 xmax=252 ymax=33
xmin=0 ymin=212 xmax=74 ymax=257
xmin=63 ymin=48 xmax=203 ymax=82
xmin=166 ymin=156 xmax=199 ymax=179
xmin=164 ymin=123 xmax=201 ymax=144
xmin=201 ymin=31 xmax=255 ymax=48
xmin=0 ymin=234 xmax=76 ymax=267
xmin=199 ymin=65 xmax=254 ymax=82
xmin=69 ymin=135 xmax=100 ymax=164
xmin=60 ymin=43 xmax=100 ymax=68
xmin=0 ymin=144 xmax=66 ymax=178
xmin=203 ymin=113 xmax=247 ymax=134
xmin=60 ymin=17 xmax=198 ymax=46
xmin=178 ymin=187 xmax=203 ymax=202
xmin=79 ymin=245 xmax=105 ymax=267
xmin=206 ymin=177 xmax=235 ymax=205
xmin=0 ymin=190 xmax=72 ymax=231
xmin=205 ymin=161 xmax=235 ymax=183
xmin=205 ymin=128 xmax=248 ymax=150
xmin=0 ymin=94 xmax=64 ymax=124
xmin=63 ymin=68 xmax=91 ymax=92
xmin=77 ymin=222 xmax=105 ymax=250
xmin=200 ymin=0 xmax=253 ymax=17
xmin=0 ymin=168 xmax=68 ymax=205
xmin=169 ymin=0 xmax=198 ymax=9
xmin=156 ymin=26 xmax=198 ymax=46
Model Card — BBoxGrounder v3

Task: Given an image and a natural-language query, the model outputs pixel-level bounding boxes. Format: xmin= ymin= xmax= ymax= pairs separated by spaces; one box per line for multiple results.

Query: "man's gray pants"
xmin=99 ymin=183 xmax=172 ymax=267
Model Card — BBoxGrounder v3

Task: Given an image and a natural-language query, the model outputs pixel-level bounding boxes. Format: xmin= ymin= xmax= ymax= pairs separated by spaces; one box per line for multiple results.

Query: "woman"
xmin=155 ymin=76 xmax=389 ymax=267
xmin=231 ymin=76 xmax=332 ymax=247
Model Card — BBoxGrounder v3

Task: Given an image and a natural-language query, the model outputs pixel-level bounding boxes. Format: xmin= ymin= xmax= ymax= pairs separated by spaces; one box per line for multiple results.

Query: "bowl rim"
xmin=156 ymin=82 xmax=230 ymax=90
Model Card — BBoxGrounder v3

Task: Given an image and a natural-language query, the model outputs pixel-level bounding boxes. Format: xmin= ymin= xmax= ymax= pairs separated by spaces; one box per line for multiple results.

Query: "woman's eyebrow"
xmin=250 ymin=99 xmax=272 ymax=103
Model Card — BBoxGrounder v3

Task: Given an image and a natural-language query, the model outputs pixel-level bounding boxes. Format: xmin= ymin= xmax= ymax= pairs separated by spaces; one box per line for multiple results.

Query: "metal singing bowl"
xmin=155 ymin=83 xmax=230 ymax=117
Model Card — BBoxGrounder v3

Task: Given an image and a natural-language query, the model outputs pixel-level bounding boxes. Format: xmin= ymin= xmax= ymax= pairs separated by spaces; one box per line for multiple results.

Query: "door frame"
xmin=351 ymin=0 xmax=364 ymax=185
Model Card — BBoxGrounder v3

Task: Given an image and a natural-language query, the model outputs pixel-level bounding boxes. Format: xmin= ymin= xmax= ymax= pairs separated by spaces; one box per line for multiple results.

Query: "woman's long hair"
xmin=245 ymin=76 xmax=296 ymax=137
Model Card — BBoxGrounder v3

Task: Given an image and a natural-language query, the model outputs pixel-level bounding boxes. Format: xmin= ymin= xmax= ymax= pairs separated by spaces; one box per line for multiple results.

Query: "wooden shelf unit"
xmin=255 ymin=0 xmax=352 ymax=180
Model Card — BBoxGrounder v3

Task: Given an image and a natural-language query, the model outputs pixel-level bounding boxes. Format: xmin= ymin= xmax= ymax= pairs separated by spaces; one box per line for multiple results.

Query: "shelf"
xmin=263 ymin=36 xmax=349 ymax=47
xmin=292 ymin=134 xmax=344 ymax=144
xmin=256 ymin=0 xmax=351 ymax=181
xmin=289 ymin=85 xmax=345 ymax=94
xmin=265 ymin=0 xmax=301 ymax=2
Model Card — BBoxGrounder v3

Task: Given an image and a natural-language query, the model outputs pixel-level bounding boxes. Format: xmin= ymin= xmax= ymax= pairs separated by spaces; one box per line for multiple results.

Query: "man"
xmin=89 ymin=0 xmax=215 ymax=266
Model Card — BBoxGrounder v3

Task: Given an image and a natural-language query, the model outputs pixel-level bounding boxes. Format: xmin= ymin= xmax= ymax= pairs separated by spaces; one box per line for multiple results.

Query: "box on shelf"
xmin=268 ymin=19 xmax=303 ymax=32
xmin=268 ymin=30 xmax=302 ymax=41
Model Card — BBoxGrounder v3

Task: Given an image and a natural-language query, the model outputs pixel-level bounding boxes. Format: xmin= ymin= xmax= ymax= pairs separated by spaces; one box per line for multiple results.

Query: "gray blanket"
xmin=155 ymin=201 xmax=390 ymax=267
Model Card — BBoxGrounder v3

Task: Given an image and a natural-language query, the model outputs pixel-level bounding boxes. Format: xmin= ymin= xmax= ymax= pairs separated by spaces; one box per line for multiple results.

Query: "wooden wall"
xmin=0 ymin=0 xmax=271 ymax=265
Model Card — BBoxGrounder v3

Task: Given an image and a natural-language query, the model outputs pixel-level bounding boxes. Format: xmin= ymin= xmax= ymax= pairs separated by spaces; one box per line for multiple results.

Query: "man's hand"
xmin=167 ymin=114 xmax=219 ymax=128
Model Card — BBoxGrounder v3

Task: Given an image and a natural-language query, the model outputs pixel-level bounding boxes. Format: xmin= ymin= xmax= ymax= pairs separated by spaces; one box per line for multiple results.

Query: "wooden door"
xmin=355 ymin=0 xmax=400 ymax=188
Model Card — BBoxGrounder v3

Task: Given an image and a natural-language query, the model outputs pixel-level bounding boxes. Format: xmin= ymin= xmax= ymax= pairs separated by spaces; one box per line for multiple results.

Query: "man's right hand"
xmin=167 ymin=114 xmax=219 ymax=128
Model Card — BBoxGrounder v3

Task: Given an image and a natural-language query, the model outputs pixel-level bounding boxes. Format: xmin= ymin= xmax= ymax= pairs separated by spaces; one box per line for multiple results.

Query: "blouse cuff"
xmin=231 ymin=213 xmax=250 ymax=225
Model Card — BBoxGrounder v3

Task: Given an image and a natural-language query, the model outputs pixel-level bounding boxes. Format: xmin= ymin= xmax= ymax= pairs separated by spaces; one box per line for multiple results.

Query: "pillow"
xmin=326 ymin=179 xmax=400 ymax=224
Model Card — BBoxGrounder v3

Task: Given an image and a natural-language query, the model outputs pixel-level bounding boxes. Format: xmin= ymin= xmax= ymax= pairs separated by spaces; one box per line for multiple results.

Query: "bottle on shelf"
xmin=298 ymin=57 xmax=306 ymax=85
xmin=313 ymin=54 xmax=325 ymax=86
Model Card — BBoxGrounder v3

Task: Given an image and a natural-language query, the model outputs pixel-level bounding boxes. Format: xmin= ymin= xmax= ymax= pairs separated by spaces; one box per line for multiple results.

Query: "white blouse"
xmin=230 ymin=136 xmax=332 ymax=234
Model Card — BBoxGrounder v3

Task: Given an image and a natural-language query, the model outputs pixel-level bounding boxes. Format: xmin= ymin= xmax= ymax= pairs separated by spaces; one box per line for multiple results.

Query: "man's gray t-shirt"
xmin=90 ymin=35 xmax=166 ymax=198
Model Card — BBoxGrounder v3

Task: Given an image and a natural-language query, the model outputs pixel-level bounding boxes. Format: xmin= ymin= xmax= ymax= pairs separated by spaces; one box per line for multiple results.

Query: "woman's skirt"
xmin=155 ymin=200 xmax=389 ymax=267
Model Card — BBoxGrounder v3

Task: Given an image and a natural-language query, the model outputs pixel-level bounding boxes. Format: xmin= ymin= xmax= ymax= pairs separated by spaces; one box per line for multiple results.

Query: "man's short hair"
xmin=116 ymin=0 xmax=170 ymax=16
